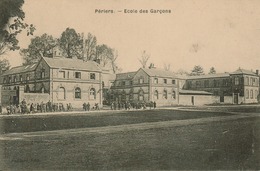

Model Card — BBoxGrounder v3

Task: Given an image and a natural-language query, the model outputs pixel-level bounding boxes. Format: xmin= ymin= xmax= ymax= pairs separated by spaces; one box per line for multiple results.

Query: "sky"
xmin=3 ymin=0 xmax=260 ymax=74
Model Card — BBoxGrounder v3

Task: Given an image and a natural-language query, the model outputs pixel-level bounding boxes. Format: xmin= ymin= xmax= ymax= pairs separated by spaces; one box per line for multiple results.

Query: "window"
xmin=235 ymin=77 xmax=239 ymax=85
xmin=59 ymin=71 xmax=65 ymax=78
xmin=196 ymin=81 xmax=201 ymax=87
xmin=41 ymin=87 xmax=45 ymax=93
xmin=3 ymin=77 xmax=6 ymax=83
xmin=204 ymin=80 xmax=209 ymax=87
xmin=172 ymin=91 xmax=176 ymax=99
xmin=26 ymin=74 xmax=30 ymax=81
xmin=246 ymin=89 xmax=249 ymax=99
xmin=9 ymin=76 xmax=11 ymax=83
xmin=75 ymin=72 xmax=81 ymax=79
xmin=122 ymin=81 xmax=126 ymax=86
xmin=255 ymin=90 xmax=258 ymax=99
xmin=25 ymin=85 xmax=30 ymax=93
xmin=245 ymin=77 xmax=249 ymax=85
xmin=154 ymin=90 xmax=159 ymax=100
xmin=13 ymin=76 xmax=17 ymax=82
xmin=172 ymin=79 xmax=176 ymax=84
xmin=130 ymin=81 xmax=133 ymax=85
xmin=58 ymin=87 xmax=65 ymax=100
xmin=250 ymin=78 xmax=253 ymax=85
xmin=41 ymin=69 xmax=45 ymax=78
xmin=19 ymin=75 xmax=22 ymax=82
xmin=75 ymin=87 xmax=81 ymax=99
xmin=250 ymin=90 xmax=253 ymax=99
xmin=138 ymin=91 xmax=144 ymax=101
xmin=90 ymin=73 xmax=96 ymax=80
xmin=163 ymin=90 xmax=167 ymax=99
xmin=90 ymin=88 xmax=96 ymax=100
xmin=164 ymin=79 xmax=167 ymax=84
xmin=139 ymin=78 xmax=143 ymax=84
xmin=154 ymin=78 xmax=158 ymax=84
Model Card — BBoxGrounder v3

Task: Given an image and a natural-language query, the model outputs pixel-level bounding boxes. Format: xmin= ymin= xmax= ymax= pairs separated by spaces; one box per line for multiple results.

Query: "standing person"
xmin=113 ymin=101 xmax=117 ymax=110
xmin=153 ymin=101 xmax=156 ymax=109
xmin=110 ymin=102 xmax=114 ymax=110
xmin=83 ymin=102 xmax=87 ymax=111
xmin=30 ymin=103 xmax=34 ymax=114
xmin=87 ymin=102 xmax=90 ymax=111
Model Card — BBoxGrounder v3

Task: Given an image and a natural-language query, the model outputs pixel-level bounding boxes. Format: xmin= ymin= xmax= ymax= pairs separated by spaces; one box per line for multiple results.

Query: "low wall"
xmin=23 ymin=93 xmax=50 ymax=104
xmin=179 ymin=94 xmax=216 ymax=106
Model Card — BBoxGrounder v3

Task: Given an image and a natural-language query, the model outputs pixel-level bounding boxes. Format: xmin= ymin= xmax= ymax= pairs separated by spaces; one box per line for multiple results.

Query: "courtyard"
xmin=0 ymin=107 xmax=259 ymax=170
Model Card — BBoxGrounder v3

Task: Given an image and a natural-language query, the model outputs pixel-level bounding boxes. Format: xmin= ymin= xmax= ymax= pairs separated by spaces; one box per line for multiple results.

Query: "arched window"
xmin=246 ymin=89 xmax=249 ymax=99
xmin=58 ymin=87 xmax=65 ymax=99
xmin=138 ymin=90 xmax=144 ymax=101
xmin=172 ymin=90 xmax=176 ymax=99
xmin=25 ymin=85 xmax=30 ymax=93
xmin=163 ymin=90 xmax=167 ymax=99
xmin=250 ymin=90 xmax=253 ymax=99
xmin=154 ymin=90 xmax=159 ymax=100
xmin=90 ymin=88 xmax=96 ymax=100
xmin=75 ymin=87 xmax=81 ymax=99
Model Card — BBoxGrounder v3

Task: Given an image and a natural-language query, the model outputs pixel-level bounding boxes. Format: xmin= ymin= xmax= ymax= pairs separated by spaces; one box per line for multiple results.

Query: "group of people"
xmin=83 ymin=102 xmax=100 ymax=111
xmin=110 ymin=101 xmax=156 ymax=110
xmin=2 ymin=99 xmax=74 ymax=115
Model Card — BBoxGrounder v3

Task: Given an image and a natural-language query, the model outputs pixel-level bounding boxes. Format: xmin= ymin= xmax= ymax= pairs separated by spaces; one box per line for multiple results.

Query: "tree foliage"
xmin=0 ymin=0 xmax=35 ymax=55
xmin=20 ymin=33 xmax=56 ymax=65
xmin=0 ymin=58 xmax=11 ymax=72
xmin=190 ymin=65 xmax=204 ymax=76
xmin=139 ymin=50 xmax=150 ymax=68
xmin=59 ymin=28 xmax=82 ymax=58
xmin=84 ymin=33 xmax=97 ymax=61
xmin=208 ymin=67 xmax=216 ymax=74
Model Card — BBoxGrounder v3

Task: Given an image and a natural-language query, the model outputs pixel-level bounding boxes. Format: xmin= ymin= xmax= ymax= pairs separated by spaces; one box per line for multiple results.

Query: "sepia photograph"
xmin=0 ymin=0 xmax=259 ymax=170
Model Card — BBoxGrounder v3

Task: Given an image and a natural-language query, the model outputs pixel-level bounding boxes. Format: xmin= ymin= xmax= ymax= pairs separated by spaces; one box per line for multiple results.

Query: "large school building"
xmin=1 ymin=55 xmax=259 ymax=107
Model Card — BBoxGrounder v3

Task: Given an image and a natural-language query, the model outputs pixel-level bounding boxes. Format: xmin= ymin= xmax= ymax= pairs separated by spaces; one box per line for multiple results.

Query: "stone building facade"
xmin=0 ymin=56 xmax=104 ymax=108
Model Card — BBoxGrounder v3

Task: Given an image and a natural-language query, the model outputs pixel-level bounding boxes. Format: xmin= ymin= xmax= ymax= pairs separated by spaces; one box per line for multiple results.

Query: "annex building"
xmin=111 ymin=67 xmax=260 ymax=106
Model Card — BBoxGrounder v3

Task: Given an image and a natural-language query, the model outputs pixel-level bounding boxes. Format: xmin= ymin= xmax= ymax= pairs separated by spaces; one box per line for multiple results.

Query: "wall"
xmin=52 ymin=81 xmax=102 ymax=108
xmin=23 ymin=93 xmax=50 ymax=104
xmin=179 ymin=94 xmax=216 ymax=106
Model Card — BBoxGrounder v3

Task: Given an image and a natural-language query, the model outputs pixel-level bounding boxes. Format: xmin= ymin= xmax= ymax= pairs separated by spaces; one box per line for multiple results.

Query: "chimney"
xmin=256 ymin=69 xmax=259 ymax=75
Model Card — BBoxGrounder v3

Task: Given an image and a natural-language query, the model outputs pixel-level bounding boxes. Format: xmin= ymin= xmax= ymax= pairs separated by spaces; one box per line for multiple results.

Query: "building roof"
xmin=43 ymin=57 xmax=102 ymax=72
xmin=187 ymin=73 xmax=230 ymax=80
xmin=179 ymin=89 xmax=213 ymax=95
xmin=141 ymin=68 xmax=177 ymax=78
xmin=230 ymin=68 xmax=257 ymax=76
xmin=2 ymin=63 xmax=38 ymax=76
xmin=116 ymin=71 xmax=137 ymax=80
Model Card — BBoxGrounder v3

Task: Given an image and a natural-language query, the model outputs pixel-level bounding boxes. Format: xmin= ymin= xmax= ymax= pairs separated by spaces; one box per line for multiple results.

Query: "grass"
xmin=0 ymin=109 xmax=232 ymax=134
xmin=0 ymin=116 xmax=259 ymax=170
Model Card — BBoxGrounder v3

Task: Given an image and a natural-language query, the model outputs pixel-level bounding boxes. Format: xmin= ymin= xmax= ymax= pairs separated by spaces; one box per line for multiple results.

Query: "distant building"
xmin=111 ymin=68 xmax=260 ymax=106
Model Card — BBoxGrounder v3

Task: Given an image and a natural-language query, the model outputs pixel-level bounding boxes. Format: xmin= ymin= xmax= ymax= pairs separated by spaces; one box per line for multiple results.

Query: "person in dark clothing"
xmin=153 ymin=101 xmax=156 ymax=109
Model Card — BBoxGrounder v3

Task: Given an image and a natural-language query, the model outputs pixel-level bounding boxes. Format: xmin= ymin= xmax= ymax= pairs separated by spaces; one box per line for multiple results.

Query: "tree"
xmin=208 ymin=67 xmax=216 ymax=74
xmin=0 ymin=58 xmax=10 ymax=72
xmin=59 ymin=28 xmax=82 ymax=58
xmin=83 ymin=33 xmax=97 ymax=61
xmin=95 ymin=44 xmax=121 ymax=73
xmin=0 ymin=0 xmax=35 ymax=55
xmin=20 ymin=33 xmax=57 ymax=65
xmin=139 ymin=50 xmax=150 ymax=68
xmin=190 ymin=65 xmax=204 ymax=76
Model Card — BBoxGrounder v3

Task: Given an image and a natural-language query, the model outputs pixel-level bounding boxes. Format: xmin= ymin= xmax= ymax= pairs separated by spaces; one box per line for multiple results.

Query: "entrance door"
xmin=220 ymin=96 xmax=224 ymax=103
xmin=234 ymin=93 xmax=238 ymax=104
